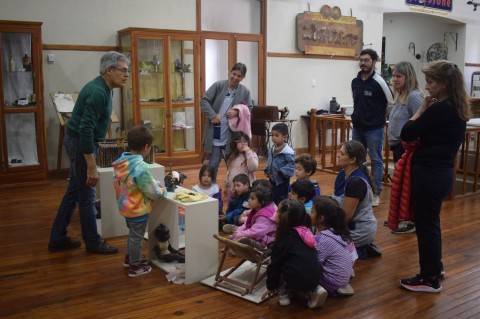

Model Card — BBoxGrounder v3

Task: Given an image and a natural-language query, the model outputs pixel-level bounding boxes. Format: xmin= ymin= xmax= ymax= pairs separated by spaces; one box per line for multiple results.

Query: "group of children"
xmin=112 ymin=123 xmax=358 ymax=309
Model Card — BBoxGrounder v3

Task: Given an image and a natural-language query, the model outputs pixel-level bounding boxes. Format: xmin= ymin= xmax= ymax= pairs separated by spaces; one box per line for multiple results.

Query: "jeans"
xmin=208 ymin=145 xmax=225 ymax=181
xmin=126 ymin=219 xmax=148 ymax=266
xmin=352 ymin=127 xmax=384 ymax=194
xmin=49 ymin=134 xmax=101 ymax=248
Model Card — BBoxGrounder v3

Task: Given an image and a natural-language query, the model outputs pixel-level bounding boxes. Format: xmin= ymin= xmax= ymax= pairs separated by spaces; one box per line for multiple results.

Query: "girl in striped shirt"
xmin=311 ymin=196 xmax=356 ymax=296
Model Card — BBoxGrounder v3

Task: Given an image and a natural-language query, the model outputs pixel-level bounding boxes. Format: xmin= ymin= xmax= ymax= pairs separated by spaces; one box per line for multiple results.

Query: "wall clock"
xmin=427 ymin=43 xmax=448 ymax=62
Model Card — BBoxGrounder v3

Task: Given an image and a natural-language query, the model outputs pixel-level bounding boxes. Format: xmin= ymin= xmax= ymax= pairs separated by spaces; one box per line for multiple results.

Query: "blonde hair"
xmin=421 ymin=60 xmax=471 ymax=121
xmin=393 ymin=61 xmax=422 ymax=105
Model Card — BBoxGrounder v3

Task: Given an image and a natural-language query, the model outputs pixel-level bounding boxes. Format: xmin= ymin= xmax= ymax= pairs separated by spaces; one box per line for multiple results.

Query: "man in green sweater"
xmin=49 ymin=51 xmax=129 ymax=254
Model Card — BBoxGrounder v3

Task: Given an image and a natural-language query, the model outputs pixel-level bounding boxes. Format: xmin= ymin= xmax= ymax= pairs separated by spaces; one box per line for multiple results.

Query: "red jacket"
xmin=388 ymin=141 xmax=419 ymax=230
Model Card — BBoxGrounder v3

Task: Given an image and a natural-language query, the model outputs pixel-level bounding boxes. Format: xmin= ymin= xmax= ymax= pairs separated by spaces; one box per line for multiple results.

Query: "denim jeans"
xmin=208 ymin=145 xmax=225 ymax=181
xmin=352 ymin=127 xmax=384 ymax=194
xmin=126 ymin=219 xmax=148 ymax=266
xmin=49 ymin=134 xmax=101 ymax=248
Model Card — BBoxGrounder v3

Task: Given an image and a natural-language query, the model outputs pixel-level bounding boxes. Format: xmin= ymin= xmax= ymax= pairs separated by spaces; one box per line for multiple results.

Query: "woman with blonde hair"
xmin=388 ymin=61 xmax=424 ymax=163
xmin=399 ymin=60 xmax=470 ymax=293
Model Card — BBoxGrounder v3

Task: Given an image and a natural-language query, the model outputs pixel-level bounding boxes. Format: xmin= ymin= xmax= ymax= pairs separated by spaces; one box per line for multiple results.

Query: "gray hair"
xmin=99 ymin=51 xmax=129 ymax=75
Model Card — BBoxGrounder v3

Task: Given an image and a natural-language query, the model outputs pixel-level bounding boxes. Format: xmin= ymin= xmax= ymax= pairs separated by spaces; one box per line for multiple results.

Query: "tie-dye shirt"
xmin=113 ymin=152 xmax=166 ymax=221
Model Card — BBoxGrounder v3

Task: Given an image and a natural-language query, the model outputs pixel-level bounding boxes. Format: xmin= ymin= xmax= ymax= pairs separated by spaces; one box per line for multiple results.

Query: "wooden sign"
xmin=296 ymin=5 xmax=363 ymax=57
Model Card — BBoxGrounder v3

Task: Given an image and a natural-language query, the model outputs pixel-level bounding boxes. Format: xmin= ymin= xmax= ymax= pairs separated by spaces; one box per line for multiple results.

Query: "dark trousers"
xmin=272 ymin=179 xmax=290 ymax=205
xmin=390 ymin=143 xmax=405 ymax=164
xmin=411 ymin=165 xmax=453 ymax=277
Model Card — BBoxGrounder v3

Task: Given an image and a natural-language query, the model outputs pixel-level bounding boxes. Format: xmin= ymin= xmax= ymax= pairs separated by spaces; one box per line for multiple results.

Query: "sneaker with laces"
xmin=128 ymin=264 xmax=152 ymax=277
xmin=85 ymin=240 xmax=118 ymax=254
xmin=391 ymin=221 xmax=416 ymax=234
xmin=222 ymin=224 xmax=236 ymax=234
xmin=123 ymin=254 xmax=149 ymax=267
xmin=48 ymin=237 xmax=81 ymax=252
xmin=400 ymin=274 xmax=442 ymax=293
xmin=278 ymin=289 xmax=291 ymax=306
xmin=372 ymin=194 xmax=380 ymax=207
xmin=307 ymin=285 xmax=328 ymax=309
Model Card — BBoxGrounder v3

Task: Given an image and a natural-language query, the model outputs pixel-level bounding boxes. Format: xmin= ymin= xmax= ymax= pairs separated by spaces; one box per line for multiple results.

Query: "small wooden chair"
xmin=213 ymin=234 xmax=270 ymax=296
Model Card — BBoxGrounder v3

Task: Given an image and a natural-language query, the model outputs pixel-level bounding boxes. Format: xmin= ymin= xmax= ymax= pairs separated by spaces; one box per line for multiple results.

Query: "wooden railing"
xmin=307 ymin=108 xmax=480 ymax=198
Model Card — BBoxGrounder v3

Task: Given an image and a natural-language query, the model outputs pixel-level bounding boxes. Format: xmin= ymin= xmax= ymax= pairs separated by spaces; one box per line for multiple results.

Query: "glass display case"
xmin=0 ymin=21 xmax=47 ymax=185
xmin=117 ymin=28 xmax=201 ymax=166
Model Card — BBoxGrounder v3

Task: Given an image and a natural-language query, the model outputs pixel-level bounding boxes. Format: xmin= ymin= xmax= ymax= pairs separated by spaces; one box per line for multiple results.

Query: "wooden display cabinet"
xmin=0 ymin=21 xmax=47 ymax=185
xmin=117 ymin=28 xmax=201 ymax=166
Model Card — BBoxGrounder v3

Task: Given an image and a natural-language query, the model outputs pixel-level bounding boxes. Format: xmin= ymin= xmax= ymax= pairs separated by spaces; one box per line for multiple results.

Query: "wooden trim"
xmin=196 ymin=0 xmax=201 ymax=32
xmin=268 ymin=52 xmax=357 ymax=61
xmin=42 ymin=44 xmax=118 ymax=51
xmin=466 ymin=63 xmax=480 ymax=67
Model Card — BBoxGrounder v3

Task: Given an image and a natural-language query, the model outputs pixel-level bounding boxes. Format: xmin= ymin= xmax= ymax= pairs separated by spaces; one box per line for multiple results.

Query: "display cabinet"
xmin=0 ymin=21 xmax=46 ymax=185
xmin=117 ymin=28 xmax=201 ymax=166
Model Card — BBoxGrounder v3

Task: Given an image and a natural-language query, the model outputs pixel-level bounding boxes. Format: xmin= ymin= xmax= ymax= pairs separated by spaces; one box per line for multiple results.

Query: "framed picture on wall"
xmin=471 ymin=71 xmax=480 ymax=98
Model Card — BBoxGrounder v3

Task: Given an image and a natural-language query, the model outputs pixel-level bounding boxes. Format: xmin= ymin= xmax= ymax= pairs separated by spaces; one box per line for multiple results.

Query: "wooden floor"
xmin=1 ymin=157 xmax=480 ymax=319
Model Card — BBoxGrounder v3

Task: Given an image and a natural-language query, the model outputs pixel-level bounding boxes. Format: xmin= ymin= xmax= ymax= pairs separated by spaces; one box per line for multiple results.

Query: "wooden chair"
xmin=212 ymin=234 xmax=270 ymax=296
xmin=251 ymin=106 xmax=279 ymax=156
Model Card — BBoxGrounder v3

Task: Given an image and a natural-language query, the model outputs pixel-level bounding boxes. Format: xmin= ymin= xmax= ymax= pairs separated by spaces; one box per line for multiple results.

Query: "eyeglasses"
xmin=235 ymin=139 xmax=249 ymax=144
xmin=359 ymin=58 xmax=372 ymax=63
xmin=111 ymin=66 xmax=130 ymax=74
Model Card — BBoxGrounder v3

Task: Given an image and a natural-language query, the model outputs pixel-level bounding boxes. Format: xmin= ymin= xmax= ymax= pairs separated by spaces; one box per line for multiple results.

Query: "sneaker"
xmin=123 ymin=254 xmax=149 ymax=267
xmin=128 ymin=264 xmax=152 ymax=278
xmin=336 ymin=283 xmax=354 ymax=296
xmin=391 ymin=221 xmax=416 ymax=234
xmin=307 ymin=285 xmax=328 ymax=309
xmin=85 ymin=240 xmax=118 ymax=254
xmin=222 ymin=224 xmax=236 ymax=234
xmin=278 ymin=288 xmax=291 ymax=306
xmin=372 ymin=194 xmax=380 ymax=207
xmin=365 ymin=242 xmax=382 ymax=257
xmin=48 ymin=237 xmax=81 ymax=252
xmin=400 ymin=274 xmax=442 ymax=293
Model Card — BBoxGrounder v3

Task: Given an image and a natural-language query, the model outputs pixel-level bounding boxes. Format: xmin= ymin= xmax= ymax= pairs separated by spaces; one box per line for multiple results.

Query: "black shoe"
xmin=48 ymin=237 xmax=81 ymax=252
xmin=365 ymin=242 xmax=382 ymax=257
xmin=154 ymin=245 xmax=185 ymax=263
xmin=85 ymin=240 xmax=118 ymax=254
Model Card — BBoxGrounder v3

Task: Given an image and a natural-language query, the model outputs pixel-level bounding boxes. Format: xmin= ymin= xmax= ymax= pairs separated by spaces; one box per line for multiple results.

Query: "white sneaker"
xmin=222 ymin=224 xmax=236 ymax=234
xmin=372 ymin=194 xmax=380 ymax=207
xmin=278 ymin=290 xmax=291 ymax=306
xmin=307 ymin=285 xmax=328 ymax=309
xmin=336 ymin=283 xmax=354 ymax=296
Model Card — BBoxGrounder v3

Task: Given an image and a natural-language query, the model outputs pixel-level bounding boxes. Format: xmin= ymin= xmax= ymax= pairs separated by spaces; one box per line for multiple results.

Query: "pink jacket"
xmin=225 ymin=149 xmax=258 ymax=193
xmin=231 ymin=203 xmax=277 ymax=247
xmin=228 ymin=104 xmax=251 ymax=138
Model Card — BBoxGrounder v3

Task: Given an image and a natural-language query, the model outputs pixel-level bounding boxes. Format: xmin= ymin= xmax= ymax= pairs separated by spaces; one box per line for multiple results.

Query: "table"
xmin=148 ymin=186 xmax=218 ymax=284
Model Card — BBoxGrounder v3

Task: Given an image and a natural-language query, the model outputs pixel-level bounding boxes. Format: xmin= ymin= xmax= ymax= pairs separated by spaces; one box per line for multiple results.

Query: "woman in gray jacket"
xmin=200 ymin=62 xmax=252 ymax=179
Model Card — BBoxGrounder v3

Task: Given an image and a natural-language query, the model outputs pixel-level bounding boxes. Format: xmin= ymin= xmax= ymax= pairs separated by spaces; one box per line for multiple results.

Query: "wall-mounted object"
xmin=427 ymin=43 xmax=448 ymax=62
xmin=296 ymin=5 xmax=363 ymax=57
xmin=467 ymin=1 xmax=479 ymax=12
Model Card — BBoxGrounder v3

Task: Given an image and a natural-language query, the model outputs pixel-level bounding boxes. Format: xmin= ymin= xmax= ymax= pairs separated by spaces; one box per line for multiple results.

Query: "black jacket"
xmin=266 ymin=228 xmax=320 ymax=292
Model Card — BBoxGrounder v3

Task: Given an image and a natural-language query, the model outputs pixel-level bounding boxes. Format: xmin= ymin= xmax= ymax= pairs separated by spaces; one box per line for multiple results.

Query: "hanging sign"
xmin=405 ymin=0 xmax=453 ymax=12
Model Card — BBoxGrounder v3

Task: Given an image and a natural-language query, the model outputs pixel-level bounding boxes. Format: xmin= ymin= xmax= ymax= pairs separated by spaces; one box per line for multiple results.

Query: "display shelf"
xmin=148 ymin=186 xmax=218 ymax=284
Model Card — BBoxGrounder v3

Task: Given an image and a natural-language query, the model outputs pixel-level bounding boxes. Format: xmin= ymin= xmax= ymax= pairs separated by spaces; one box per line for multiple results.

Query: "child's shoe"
xmin=123 ymin=254 xmax=148 ymax=267
xmin=307 ymin=285 xmax=328 ymax=309
xmin=278 ymin=288 xmax=291 ymax=306
xmin=128 ymin=264 xmax=152 ymax=277
xmin=336 ymin=283 xmax=354 ymax=296
xmin=222 ymin=224 xmax=236 ymax=234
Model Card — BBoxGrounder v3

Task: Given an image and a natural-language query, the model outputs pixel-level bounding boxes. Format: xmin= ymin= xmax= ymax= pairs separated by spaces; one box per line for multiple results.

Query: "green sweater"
xmin=66 ymin=76 xmax=112 ymax=154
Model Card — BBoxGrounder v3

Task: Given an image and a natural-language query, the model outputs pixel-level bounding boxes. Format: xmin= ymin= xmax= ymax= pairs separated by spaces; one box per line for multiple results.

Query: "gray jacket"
xmin=200 ymin=80 xmax=252 ymax=154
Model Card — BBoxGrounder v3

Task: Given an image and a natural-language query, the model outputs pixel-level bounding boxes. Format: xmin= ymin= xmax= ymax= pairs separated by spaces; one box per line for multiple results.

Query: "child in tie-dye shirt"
xmin=113 ymin=126 xmax=166 ymax=277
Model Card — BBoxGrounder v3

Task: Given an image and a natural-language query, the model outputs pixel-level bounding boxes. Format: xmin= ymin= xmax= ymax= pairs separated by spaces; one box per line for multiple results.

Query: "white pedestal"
xmin=148 ymin=186 xmax=218 ymax=284
xmin=96 ymin=163 xmax=164 ymax=238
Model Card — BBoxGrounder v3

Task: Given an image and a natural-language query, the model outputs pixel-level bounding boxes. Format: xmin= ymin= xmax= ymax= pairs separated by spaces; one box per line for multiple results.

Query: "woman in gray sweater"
xmin=200 ymin=63 xmax=252 ymax=179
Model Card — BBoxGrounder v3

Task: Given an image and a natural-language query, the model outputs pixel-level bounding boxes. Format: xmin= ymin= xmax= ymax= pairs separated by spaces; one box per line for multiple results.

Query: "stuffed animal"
xmin=164 ymin=169 xmax=187 ymax=192
xmin=153 ymin=223 xmax=185 ymax=263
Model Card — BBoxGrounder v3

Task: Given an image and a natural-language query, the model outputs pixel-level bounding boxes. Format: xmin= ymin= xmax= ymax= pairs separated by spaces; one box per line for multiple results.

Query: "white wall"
xmin=1 ymin=0 xmax=479 ymax=169
xmin=266 ymin=0 xmax=480 ymax=149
